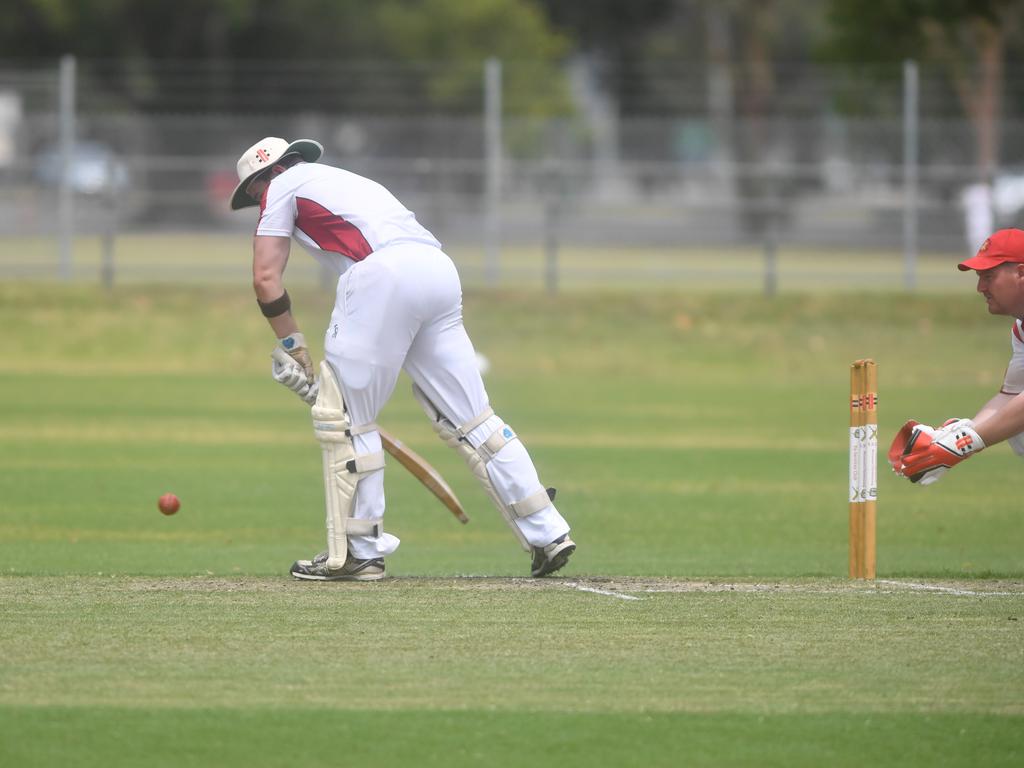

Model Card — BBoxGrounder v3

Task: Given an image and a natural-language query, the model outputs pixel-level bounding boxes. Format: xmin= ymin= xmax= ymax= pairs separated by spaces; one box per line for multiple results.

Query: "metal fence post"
xmin=58 ymin=54 xmax=76 ymax=280
xmin=763 ymin=222 xmax=778 ymax=297
xmin=101 ymin=155 xmax=116 ymax=289
xmin=484 ymin=58 xmax=502 ymax=285
xmin=543 ymin=158 xmax=561 ymax=295
xmin=903 ymin=59 xmax=919 ymax=292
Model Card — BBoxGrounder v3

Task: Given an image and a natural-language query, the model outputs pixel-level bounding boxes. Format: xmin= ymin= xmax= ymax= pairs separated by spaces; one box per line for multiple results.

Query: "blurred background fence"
xmin=2 ymin=55 xmax=1023 ymax=291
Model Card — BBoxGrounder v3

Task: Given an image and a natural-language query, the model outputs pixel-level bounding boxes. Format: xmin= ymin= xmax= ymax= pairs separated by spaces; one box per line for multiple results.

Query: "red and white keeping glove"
xmin=888 ymin=418 xmax=985 ymax=485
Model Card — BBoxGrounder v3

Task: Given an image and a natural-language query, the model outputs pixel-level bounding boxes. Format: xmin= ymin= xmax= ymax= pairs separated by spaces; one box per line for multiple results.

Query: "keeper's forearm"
xmin=974 ymin=391 xmax=1024 ymax=446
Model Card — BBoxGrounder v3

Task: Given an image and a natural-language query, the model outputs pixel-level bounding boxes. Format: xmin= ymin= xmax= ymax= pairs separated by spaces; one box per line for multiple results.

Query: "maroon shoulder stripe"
xmin=295 ymin=197 xmax=373 ymax=261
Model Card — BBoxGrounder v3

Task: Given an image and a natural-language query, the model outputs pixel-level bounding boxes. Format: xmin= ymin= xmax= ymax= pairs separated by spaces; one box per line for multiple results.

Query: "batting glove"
xmin=891 ymin=418 xmax=984 ymax=485
xmin=271 ymin=347 xmax=318 ymax=406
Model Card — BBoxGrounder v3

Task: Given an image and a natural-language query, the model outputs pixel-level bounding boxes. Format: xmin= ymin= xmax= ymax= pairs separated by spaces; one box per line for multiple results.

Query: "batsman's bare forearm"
xmin=252 ymin=234 xmax=301 ymax=337
xmin=264 ymin=310 xmax=300 ymax=338
xmin=974 ymin=391 xmax=1024 ymax=446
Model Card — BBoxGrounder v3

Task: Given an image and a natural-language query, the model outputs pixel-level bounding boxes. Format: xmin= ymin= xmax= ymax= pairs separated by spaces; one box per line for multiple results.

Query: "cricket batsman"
xmin=230 ymin=137 xmax=575 ymax=580
xmin=890 ymin=228 xmax=1024 ymax=484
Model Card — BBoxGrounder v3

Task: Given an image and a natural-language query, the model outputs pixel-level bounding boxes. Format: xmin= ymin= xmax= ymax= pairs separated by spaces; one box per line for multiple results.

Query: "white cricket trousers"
xmin=322 ymin=241 xmax=570 ymax=559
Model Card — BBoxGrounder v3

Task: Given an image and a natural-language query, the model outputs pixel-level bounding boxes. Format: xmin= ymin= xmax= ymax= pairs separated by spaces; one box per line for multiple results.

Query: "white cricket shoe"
xmin=290 ymin=551 xmax=386 ymax=581
xmin=531 ymin=534 xmax=576 ymax=577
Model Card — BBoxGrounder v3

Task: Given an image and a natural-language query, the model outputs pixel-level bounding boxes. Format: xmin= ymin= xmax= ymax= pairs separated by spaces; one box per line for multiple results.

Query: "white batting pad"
xmin=312 ymin=360 xmax=385 ymax=569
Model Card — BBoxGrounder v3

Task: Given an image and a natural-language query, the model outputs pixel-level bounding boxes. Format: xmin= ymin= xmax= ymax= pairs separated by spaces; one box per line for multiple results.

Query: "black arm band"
xmin=257 ymin=290 xmax=291 ymax=318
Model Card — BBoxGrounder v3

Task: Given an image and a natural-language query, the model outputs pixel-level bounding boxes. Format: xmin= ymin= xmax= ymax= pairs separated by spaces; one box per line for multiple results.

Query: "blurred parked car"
xmin=34 ymin=141 xmax=130 ymax=195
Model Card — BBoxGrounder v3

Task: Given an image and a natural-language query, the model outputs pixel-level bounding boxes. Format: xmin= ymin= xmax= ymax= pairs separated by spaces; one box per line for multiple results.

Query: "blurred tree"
xmin=534 ymin=0 xmax=827 ymax=232
xmin=376 ymin=0 xmax=570 ymax=115
xmin=534 ymin=0 xmax=826 ymax=114
xmin=0 ymin=0 xmax=569 ymax=115
xmin=825 ymin=0 xmax=1022 ymax=180
xmin=2 ymin=0 xmax=262 ymax=60
xmin=536 ymin=0 xmax=686 ymax=115
xmin=698 ymin=0 xmax=828 ymax=235
xmin=537 ymin=0 xmax=674 ymax=50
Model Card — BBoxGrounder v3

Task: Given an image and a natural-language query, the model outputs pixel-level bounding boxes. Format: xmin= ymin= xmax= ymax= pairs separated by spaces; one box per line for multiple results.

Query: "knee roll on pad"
xmin=313 ymin=361 xmax=386 ymax=569
xmin=412 ymin=383 xmax=553 ymax=551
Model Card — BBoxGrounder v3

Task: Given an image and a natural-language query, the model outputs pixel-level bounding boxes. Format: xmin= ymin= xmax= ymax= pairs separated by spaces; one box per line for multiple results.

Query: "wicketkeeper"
xmin=230 ymin=137 xmax=575 ymax=580
xmin=890 ymin=228 xmax=1024 ymax=483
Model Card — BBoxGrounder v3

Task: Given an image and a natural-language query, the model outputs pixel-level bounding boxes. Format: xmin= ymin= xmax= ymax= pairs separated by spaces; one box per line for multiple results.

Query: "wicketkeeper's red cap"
xmin=958 ymin=228 xmax=1024 ymax=271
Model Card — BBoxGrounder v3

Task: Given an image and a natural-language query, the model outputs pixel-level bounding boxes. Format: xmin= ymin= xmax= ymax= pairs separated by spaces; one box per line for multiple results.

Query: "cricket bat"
xmin=379 ymin=428 xmax=469 ymax=524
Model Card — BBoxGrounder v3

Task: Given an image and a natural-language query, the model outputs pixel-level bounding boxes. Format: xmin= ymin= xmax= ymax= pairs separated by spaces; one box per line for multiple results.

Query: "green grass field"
xmin=1 ymin=281 xmax=1022 ymax=766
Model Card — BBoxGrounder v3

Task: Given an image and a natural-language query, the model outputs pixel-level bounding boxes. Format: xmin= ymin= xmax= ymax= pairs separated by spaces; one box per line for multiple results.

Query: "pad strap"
xmin=344 ymin=451 xmax=386 ymax=474
xmin=347 ymin=422 xmax=379 ymax=437
xmin=479 ymin=424 xmax=516 ymax=463
xmin=510 ymin=487 xmax=554 ymax=518
xmin=456 ymin=405 xmax=517 ymax=464
xmin=456 ymin=407 xmax=495 ymax=439
xmin=344 ymin=517 xmax=383 ymax=537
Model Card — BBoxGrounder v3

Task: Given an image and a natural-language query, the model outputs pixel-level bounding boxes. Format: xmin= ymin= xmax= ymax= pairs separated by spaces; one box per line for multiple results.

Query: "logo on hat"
xmin=256 ymin=148 xmax=271 ymax=164
xmin=979 ymin=237 xmax=990 ymax=252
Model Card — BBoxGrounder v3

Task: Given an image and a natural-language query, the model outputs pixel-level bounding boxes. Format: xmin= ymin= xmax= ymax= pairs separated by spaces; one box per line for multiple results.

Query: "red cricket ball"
xmin=158 ymin=493 xmax=180 ymax=515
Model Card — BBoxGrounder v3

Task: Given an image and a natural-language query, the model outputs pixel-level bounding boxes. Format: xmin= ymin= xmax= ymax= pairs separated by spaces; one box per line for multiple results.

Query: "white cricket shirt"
xmin=1002 ymin=319 xmax=1024 ymax=395
xmin=256 ymin=163 xmax=441 ymax=275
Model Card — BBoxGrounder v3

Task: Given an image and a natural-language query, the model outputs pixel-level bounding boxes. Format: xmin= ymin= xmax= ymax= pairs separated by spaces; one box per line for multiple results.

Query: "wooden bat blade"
xmin=379 ymin=428 xmax=469 ymax=524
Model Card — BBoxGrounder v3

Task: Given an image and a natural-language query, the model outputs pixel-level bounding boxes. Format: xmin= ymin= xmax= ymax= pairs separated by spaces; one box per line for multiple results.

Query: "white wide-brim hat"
xmin=230 ymin=137 xmax=323 ymax=210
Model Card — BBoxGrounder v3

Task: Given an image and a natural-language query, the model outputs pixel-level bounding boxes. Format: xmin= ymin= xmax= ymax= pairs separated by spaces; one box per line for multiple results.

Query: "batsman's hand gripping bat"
xmin=271 ymin=348 xmax=467 ymax=524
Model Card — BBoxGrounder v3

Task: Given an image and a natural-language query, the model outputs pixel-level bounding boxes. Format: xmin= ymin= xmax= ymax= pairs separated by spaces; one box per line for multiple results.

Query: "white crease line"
xmin=876 ymin=580 xmax=1019 ymax=597
xmin=566 ymin=582 xmax=643 ymax=601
